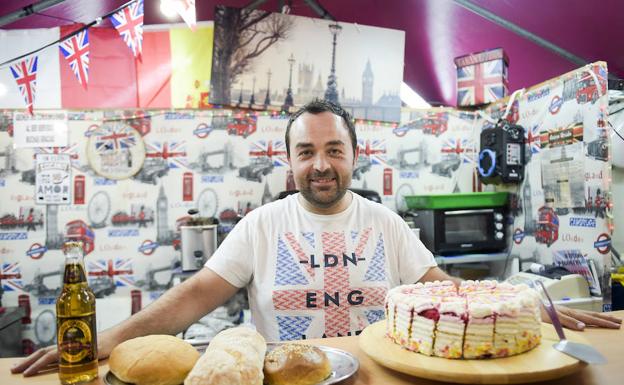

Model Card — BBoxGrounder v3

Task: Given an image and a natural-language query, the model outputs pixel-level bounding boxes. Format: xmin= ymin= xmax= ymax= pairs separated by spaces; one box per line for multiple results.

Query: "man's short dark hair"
xmin=285 ymin=99 xmax=357 ymax=158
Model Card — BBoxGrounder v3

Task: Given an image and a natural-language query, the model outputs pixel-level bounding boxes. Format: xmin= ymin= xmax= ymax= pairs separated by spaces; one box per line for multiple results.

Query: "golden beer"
xmin=56 ymin=241 xmax=98 ymax=384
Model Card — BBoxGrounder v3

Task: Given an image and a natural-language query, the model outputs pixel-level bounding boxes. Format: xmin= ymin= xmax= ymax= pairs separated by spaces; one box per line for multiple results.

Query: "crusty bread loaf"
xmin=263 ymin=343 xmax=332 ymax=385
xmin=109 ymin=335 xmax=200 ymax=385
xmin=184 ymin=327 xmax=266 ymax=385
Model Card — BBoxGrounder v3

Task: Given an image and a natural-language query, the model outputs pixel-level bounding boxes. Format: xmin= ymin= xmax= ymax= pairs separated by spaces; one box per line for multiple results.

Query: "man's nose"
xmin=313 ymin=154 xmax=330 ymax=172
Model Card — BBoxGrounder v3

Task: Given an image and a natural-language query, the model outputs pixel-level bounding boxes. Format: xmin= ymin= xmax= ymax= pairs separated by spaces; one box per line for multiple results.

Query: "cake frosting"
xmin=385 ymin=280 xmax=541 ymax=359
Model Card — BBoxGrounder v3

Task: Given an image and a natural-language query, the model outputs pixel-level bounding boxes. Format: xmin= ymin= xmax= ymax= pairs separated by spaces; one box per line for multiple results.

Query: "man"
xmin=12 ymin=100 xmax=620 ymax=376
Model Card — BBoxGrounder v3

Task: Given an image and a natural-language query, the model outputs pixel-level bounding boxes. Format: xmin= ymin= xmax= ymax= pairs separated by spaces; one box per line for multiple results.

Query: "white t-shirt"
xmin=205 ymin=192 xmax=436 ymax=342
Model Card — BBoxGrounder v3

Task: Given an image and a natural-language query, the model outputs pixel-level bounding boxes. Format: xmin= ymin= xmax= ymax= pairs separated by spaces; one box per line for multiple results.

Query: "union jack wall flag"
xmin=110 ymin=0 xmax=144 ymax=59
xmin=442 ymin=137 xmax=476 ymax=163
xmin=249 ymin=140 xmax=288 ymax=166
xmin=526 ymin=124 xmax=542 ymax=154
xmin=457 ymin=60 xmax=507 ymax=106
xmin=1 ymin=262 xmax=23 ymax=292
xmin=146 ymin=141 xmax=189 ymax=168
xmin=9 ymin=56 xmax=38 ymax=115
xmin=87 ymin=258 xmax=135 ymax=287
xmin=59 ymin=30 xmax=90 ymax=89
xmin=358 ymin=139 xmax=387 ymax=166
xmin=35 ymin=143 xmax=81 ymax=171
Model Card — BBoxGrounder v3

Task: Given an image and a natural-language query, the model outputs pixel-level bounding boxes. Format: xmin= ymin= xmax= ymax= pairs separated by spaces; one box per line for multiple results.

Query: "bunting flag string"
xmin=110 ymin=0 xmax=145 ymax=60
xmin=59 ymin=29 xmax=90 ymax=89
xmin=171 ymin=0 xmax=197 ymax=31
xmin=9 ymin=56 xmax=39 ymax=115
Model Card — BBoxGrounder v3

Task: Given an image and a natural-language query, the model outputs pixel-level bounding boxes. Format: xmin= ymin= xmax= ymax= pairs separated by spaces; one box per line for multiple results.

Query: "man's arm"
xmin=11 ymin=267 xmax=239 ymax=377
xmin=418 ymin=266 xmax=462 ymax=287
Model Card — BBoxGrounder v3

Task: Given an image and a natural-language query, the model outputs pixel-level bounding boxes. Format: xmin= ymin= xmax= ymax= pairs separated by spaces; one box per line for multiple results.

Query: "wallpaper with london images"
xmin=0 ymin=62 xmax=613 ymax=353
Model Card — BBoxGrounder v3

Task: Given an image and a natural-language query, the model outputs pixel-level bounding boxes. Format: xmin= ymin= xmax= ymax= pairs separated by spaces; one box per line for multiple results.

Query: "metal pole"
xmin=302 ymin=0 xmax=335 ymax=21
xmin=0 ymin=0 xmax=67 ymax=27
xmin=452 ymin=0 xmax=587 ymax=67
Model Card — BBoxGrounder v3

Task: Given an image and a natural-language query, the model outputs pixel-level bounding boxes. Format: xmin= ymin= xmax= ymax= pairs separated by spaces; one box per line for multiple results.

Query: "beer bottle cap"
xmin=63 ymin=241 xmax=84 ymax=252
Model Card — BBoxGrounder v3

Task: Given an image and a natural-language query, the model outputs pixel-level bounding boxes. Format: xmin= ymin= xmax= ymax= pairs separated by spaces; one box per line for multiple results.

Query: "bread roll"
xmin=109 ymin=335 xmax=199 ymax=385
xmin=184 ymin=327 xmax=266 ymax=385
xmin=264 ymin=343 xmax=332 ymax=385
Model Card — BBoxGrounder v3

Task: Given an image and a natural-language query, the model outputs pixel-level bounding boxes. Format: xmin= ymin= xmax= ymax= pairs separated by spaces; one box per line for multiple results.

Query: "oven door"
xmin=435 ymin=208 xmax=506 ymax=255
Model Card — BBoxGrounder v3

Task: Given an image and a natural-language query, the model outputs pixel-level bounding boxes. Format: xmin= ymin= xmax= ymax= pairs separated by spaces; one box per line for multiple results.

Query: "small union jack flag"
xmin=457 ymin=60 xmax=506 ymax=105
xmin=146 ymin=141 xmax=188 ymax=168
xmin=59 ymin=30 xmax=90 ymax=89
xmin=35 ymin=144 xmax=81 ymax=170
xmin=526 ymin=124 xmax=541 ymax=154
xmin=358 ymin=139 xmax=387 ymax=166
xmin=110 ymin=0 xmax=144 ymax=59
xmin=1 ymin=262 xmax=23 ymax=292
xmin=442 ymin=137 xmax=476 ymax=163
xmin=10 ymin=56 xmax=38 ymax=115
xmin=94 ymin=124 xmax=137 ymax=153
xmin=87 ymin=258 xmax=135 ymax=287
xmin=249 ymin=140 xmax=288 ymax=166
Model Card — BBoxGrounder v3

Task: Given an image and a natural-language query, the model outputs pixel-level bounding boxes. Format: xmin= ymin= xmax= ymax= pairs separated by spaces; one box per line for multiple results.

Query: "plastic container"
xmin=404 ymin=192 xmax=509 ymax=210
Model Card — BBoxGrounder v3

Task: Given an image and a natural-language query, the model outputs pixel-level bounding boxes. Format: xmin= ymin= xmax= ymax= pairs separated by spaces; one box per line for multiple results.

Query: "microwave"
xmin=411 ymin=207 xmax=508 ymax=255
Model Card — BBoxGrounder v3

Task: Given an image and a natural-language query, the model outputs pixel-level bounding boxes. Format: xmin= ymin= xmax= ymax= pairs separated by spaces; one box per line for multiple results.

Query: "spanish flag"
xmin=138 ymin=23 xmax=213 ymax=109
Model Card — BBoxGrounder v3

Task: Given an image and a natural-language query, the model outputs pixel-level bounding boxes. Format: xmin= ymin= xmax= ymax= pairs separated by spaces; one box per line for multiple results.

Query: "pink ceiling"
xmin=2 ymin=0 xmax=623 ymax=106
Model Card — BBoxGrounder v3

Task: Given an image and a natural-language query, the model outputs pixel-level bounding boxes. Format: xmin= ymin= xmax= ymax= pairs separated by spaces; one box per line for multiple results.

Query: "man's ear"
xmin=353 ymin=145 xmax=360 ymax=165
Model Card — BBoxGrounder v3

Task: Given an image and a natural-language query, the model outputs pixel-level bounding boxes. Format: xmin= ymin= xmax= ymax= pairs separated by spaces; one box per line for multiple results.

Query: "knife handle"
xmin=536 ymin=280 xmax=567 ymax=341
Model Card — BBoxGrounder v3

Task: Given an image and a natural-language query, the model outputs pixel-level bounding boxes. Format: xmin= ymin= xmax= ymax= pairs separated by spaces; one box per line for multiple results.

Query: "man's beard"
xmin=299 ymin=171 xmax=349 ymax=209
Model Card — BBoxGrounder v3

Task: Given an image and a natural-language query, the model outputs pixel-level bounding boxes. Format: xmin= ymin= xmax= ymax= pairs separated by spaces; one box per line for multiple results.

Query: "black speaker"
xmin=478 ymin=121 xmax=525 ymax=184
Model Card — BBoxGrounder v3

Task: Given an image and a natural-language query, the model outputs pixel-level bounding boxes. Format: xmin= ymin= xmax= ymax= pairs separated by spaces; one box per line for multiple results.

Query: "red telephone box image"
xmin=183 ymin=172 xmax=193 ymax=201
xmin=74 ymin=175 xmax=85 ymax=205
xmin=383 ymin=168 xmax=393 ymax=195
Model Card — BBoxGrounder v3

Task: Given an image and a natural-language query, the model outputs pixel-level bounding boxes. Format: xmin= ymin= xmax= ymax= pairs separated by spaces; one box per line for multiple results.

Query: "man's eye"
xmin=299 ymin=150 xmax=312 ymax=157
xmin=329 ymin=149 xmax=342 ymax=156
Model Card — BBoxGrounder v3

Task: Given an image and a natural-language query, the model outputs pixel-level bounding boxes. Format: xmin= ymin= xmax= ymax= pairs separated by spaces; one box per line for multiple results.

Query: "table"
xmin=2 ymin=311 xmax=623 ymax=385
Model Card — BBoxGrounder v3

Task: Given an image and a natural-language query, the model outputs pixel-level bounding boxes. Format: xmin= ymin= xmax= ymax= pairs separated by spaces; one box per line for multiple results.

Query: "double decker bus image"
xmin=535 ymin=206 xmax=559 ymax=247
xmin=576 ymin=66 xmax=607 ymax=104
xmin=64 ymin=219 xmax=95 ymax=255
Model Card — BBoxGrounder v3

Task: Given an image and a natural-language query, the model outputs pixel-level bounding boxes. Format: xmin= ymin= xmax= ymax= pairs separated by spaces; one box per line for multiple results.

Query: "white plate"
xmin=104 ymin=343 xmax=359 ymax=385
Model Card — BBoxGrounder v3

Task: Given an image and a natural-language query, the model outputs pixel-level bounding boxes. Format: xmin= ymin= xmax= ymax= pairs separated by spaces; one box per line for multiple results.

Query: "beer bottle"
xmin=56 ymin=241 xmax=98 ymax=384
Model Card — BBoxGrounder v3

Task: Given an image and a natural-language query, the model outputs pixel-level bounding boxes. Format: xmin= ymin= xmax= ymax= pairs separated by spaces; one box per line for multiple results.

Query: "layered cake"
xmin=385 ymin=280 xmax=541 ymax=359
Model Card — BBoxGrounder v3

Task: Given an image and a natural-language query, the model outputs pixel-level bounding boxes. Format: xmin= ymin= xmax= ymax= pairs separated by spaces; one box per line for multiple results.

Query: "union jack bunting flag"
xmin=249 ymin=140 xmax=288 ymax=166
xmin=457 ymin=60 xmax=507 ymax=106
xmin=59 ymin=30 xmax=90 ymax=89
xmin=145 ymin=141 xmax=189 ymax=168
xmin=9 ymin=56 xmax=38 ymax=115
xmin=1 ymin=262 xmax=23 ymax=292
xmin=94 ymin=125 xmax=137 ymax=153
xmin=442 ymin=137 xmax=476 ymax=163
xmin=358 ymin=139 xmax=387 ymax=166
xmin=87 ymin=258 xmax=135 ymax=287
xmin=110 ymin=0 xmax=144 ymax=59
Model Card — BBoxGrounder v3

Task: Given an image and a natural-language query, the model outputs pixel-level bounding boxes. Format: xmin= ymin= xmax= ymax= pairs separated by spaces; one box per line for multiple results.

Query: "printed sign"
xmin=35 ymin=153 xmax=71 ymax=204
xmin=13 ymin=111 xmax=68 ymax=148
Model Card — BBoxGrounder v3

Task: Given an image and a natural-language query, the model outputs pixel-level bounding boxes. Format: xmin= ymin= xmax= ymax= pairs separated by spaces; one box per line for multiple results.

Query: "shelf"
xmin=434 ymin=252 xmax=510 ymax=265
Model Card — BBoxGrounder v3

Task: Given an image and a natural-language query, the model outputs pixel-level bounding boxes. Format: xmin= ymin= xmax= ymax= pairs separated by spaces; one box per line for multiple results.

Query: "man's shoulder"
xmin=352 ymin=193 xmax=404 ymax=222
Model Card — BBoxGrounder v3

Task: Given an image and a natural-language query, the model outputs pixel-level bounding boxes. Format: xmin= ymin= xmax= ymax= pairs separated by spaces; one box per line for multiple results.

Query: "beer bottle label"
xmin=57 ymin=315 xmax=97 ymax=364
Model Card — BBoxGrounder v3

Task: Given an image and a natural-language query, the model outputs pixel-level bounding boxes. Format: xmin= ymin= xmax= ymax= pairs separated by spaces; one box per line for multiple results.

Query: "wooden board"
xmin=359 ymin=321 xmax=588 ymax=384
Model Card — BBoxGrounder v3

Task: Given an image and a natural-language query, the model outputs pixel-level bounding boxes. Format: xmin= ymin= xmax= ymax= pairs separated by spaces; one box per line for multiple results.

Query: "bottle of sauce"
xmin=56 ymin=241 xmax=98 ymax=384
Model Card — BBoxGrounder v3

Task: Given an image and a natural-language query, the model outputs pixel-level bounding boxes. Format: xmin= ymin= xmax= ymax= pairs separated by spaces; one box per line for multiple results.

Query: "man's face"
xmin=287 ymin=111 xmax=358 ymax=210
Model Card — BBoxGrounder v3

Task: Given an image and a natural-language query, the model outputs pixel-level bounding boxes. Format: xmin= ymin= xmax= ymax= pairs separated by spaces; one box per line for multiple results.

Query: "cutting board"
xmin=359 ymin=321 xmax=588 ymax=384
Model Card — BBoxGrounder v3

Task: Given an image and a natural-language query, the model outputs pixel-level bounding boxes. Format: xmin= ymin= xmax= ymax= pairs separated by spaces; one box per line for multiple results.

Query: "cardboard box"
xmin=454 ymin=48 xmax=509 ymax=107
